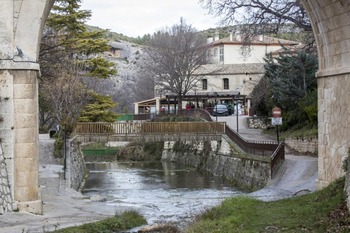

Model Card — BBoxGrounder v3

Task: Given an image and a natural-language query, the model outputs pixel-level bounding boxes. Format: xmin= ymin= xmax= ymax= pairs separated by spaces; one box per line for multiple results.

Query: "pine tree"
xmin=39 ymin=0 xmax=117 ymax=132
xmin=78 ymin=92 xmax=118 ymax=122
xmin=266 ymin=49 xmax=318 ymax=129
xmin=251 ymin=48 xmax=318 ymax=130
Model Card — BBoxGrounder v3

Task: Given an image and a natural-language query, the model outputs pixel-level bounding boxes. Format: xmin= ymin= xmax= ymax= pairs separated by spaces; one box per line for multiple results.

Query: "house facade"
xmin=190 ymin=33 xmax=300 ymax=114
xmin=134 ymin=33 xmax=300 ymax=115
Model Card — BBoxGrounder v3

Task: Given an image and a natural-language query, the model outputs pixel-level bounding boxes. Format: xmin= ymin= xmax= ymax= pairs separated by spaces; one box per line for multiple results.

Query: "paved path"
xmin=215 ymin=114 xmax=318 ymax=200
xmin=0 ymin=134 xmax=117 ymax=233
xmin=214 ymin=114 xmax=276 ymax=142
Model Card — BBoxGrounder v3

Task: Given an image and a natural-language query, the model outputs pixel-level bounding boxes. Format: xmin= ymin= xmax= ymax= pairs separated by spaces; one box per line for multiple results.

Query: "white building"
xmin=134 ymin=33 xmax=300 ymax=115
xmin=190 ymin=33 xmax=300 ymax=114
xmin=207 ymin=32 xmax=299 ymax=65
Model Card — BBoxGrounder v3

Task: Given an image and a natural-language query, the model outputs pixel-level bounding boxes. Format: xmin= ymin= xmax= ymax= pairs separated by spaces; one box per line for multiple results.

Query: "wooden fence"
xmin=73 ymin=121 xmax=225 ymax=136
xmin=224 ymin=125 xmax=278 ymax=156
xmin=74 ymin=111 xmax=285 ymax=178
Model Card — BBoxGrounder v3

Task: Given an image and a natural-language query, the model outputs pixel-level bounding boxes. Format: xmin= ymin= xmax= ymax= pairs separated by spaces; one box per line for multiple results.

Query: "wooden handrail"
xmin=73 ymin=118 xmax=285 ymax=178
xmin=73 ymin=121 xmax=225 ymax=135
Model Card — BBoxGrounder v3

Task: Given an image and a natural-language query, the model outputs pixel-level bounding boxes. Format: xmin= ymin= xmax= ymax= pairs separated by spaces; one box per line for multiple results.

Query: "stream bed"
xmin=82 ymin=161 xmax=245 ymax=228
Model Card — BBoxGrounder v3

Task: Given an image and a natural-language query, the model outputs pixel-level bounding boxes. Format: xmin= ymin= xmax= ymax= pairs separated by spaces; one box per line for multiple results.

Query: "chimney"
xmin=214 ymin=31 xmax=219 ymax=41
xmin=229 ymin=32 xmax=233 ymax=41
xmin=236 ymin=32 xmax=241 ymax=42
xmin=258 ymin=35 xmax=264 ymax=42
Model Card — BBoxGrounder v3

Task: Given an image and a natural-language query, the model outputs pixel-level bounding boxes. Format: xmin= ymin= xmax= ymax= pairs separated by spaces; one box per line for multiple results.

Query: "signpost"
xmin=272 ymin=107 xmax=282 ymax=143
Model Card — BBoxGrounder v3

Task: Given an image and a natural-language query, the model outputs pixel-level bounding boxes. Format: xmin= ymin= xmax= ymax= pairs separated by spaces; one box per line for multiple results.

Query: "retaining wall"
xmin=161 ymin=139 xmax=270 ymax=190
xmin=68 ymin=140 xmax=86 ymax=191
xmin=285 ymin=137 xmax=318 ymax=156
xmin=247 ymin=116 xmax=272 ymax=129
xmin=0 ymin=144 xmax=13 ymax=214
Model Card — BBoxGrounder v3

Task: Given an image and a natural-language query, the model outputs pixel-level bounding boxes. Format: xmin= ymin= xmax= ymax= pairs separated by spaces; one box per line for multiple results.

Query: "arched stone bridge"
xmin=1 ymin=0 xmax=350 ymax=214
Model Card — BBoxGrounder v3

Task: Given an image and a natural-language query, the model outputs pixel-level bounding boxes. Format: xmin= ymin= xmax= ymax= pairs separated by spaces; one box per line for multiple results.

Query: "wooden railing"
xmin=74 ymin=112 xmax=284 ymax=178
xmin=271 ymin=142 xmax=285 ymax=177
xmin=197 ymin=109 xmax=285 ymax=178
xmin=225 ymin=125 xmax=278 ymax=156
xmin=73 ymin=121 xmax=225 ymax=136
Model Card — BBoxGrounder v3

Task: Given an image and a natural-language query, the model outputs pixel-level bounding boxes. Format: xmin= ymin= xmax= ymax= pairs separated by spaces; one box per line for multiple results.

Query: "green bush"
xmin=53 ymin=137 xmax=64 ymax=158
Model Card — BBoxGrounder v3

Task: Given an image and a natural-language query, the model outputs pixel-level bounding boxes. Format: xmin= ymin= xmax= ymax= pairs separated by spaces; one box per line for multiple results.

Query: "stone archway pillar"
xmin=0 ymin=67 xmax=41 ymax=214
xmin=301 ymin=0 xmax=350 ymax=189
xmin=0 ymin=0 xmax=54 ymax=214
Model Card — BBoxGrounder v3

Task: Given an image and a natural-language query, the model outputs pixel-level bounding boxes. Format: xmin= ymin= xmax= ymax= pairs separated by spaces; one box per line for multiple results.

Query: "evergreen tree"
xmin=40 ymin=0 xmax=116 ymax=79
xmin=251 ymin=48 xmax=318 ymax=130
xmin=79 ymin=92 xmax=118 ymax=122
xmin=39 ymin=0 xmax=117 ymax=132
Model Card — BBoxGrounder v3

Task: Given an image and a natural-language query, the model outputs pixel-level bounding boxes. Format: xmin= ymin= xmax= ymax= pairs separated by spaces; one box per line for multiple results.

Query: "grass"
xmin=186 ymin=178 xmax=350 ymax=233
xmin=81 ymin=142 xmax=109 ymax=150
xmin=50 ymin=211 xmax=147 ymax=233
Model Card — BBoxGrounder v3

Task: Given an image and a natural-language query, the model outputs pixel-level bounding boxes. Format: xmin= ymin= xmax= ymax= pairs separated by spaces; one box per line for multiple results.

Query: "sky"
xmin=80 ymin=0 xmax=220 ymax=38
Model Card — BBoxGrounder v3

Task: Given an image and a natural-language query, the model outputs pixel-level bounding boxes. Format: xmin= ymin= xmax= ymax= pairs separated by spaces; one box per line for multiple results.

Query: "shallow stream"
xmin=82 ymin=161 xmax=245 ymax=228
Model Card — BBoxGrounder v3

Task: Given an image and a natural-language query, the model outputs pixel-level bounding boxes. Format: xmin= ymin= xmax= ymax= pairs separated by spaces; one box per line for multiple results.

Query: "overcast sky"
xmin=80 ymin=0 xmax=220 ymax=37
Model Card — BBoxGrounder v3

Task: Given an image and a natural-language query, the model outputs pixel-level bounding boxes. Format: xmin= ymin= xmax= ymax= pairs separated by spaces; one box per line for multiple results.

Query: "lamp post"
xmin=235 ymin=93 xmax=240 ymax=133
xmin=194 ymin=84 xmax=198 ymax=108
xmin=214 ymin=92 xmax=218 ymax=122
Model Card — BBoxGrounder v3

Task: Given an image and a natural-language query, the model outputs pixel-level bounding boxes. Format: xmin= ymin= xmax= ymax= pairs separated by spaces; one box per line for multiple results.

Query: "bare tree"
xmin=144 ymin=19 xmax=209 ymax=107
xmin=41 ymin=63 xmax=90 ymax=134
xmin=131 ymin=68 xmax=156 ymax=101
xmin=200 ymin=0 xmax=311 ymax=36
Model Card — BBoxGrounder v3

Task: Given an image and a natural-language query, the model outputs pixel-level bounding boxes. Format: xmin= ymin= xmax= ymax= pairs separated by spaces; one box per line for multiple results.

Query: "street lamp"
xmin=235 ymin=92 xmax=240 ymax=133
xmin=214 ymin=92 xmax=218 ymax=122
xmin=194 ymin=84 xmax=198 ymax=108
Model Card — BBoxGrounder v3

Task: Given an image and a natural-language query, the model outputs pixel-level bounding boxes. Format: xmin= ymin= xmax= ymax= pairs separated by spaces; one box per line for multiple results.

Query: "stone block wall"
xmin=345 ymin=154 xmax=350 ymax=210
xmin=0 ymin=144 xmax=13 ymax=214
xmin=285 ymin=137 xmax=318 ymax=156
xmin=301 ymin=0 xmax=350 ymax=190
xmin=247 ymin=116 xmax=272 ymax=129
xmin=69 ymin=140 xmax=86 ymax=191
xmin=317 ymin=74 xmax=350 ymax=189
xmin=162 ymin=139 xmax=271 ymax=190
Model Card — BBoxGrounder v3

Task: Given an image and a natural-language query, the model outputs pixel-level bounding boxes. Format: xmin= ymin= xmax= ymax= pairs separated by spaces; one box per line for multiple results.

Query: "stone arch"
xmin=301 ymin=0 xmax=350 ymax=188
xmin=0 ymin=0 xmax=54 ymax=214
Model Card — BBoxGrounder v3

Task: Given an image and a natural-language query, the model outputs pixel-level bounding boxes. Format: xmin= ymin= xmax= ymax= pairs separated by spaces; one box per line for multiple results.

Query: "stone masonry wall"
xmin=301 ymin=0 xmax=350 ymax=191
xmin=69 ymin=140 xmax=86 ymax=191
xmin=247 ymin=116 xmax=272 ymax=129
xmin=317 ymin=74 xmax=350 ymax=189
xmin=0 ymin=144 xmax=13 ymax=214
xmin=285 ymin=137 xmax=318 ymax=156
xmin=345 ymin=152 xmax=350 ymax=210
xmin=161 ymin=139 xmax=270 ymax=190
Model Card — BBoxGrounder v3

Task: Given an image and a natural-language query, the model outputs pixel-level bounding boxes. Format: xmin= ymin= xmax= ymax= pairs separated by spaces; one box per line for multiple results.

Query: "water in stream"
xmin=83 ymin=161 xmax=245 ymax=228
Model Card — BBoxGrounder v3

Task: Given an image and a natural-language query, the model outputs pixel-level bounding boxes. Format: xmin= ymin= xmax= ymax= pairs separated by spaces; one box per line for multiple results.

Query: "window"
xmin=223 ymin=78 xmax=229 ymax=89
xmin=214 ymin=48 xmax=218 ymax=56
xmin=202 ymin=79 xmax=207 ymax=90
xmin=219 ymin=45 xmax=224 ymax=63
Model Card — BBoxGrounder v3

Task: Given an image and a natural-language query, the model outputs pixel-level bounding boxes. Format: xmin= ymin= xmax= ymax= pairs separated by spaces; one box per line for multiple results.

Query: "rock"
xmin=89 ymin=195 xmax=107 ymax=202
xmin=137 ymin=224 xmax=180 ymax=233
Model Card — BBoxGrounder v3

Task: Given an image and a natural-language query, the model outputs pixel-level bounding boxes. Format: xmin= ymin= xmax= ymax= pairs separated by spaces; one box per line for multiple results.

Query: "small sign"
xmin=272 ymin=107 xmax=282 ymax=118
xmin=272 ymin=117 xmax=282 ymax=125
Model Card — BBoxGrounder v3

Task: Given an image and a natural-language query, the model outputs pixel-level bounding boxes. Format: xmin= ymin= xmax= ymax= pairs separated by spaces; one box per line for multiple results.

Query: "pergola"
xmin=134 ymin=91 xmax=247 ymax=114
